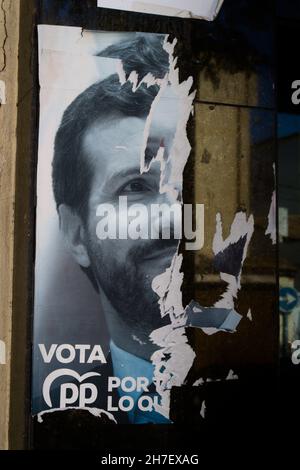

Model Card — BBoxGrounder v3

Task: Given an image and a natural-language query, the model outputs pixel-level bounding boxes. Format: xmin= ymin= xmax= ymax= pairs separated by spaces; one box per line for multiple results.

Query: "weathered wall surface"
xmin=0 ymin=0 xmax=35 ymax=449
xmin=0 ymin=0 xmax=20 ymax=450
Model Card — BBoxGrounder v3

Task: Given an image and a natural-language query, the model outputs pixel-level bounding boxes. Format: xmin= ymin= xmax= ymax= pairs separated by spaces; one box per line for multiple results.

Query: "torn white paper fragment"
xmin=266 ymin=163 xmax=277 ymax=245
xmin=265 ymin=191 xmax=277 ymax=245
xmin=97 ymin=0 xmax=224 ymax=21
xmin=200 ymin=400 xmax=206 ymax=418
xmin=137 ymin=36 xmax=196 ymax=420
xmin=0 ymin=339 xmax=6 ymax=364
xmin=38 ymin=25 xmax=136 ymax=57
xmin=0 ymin=80 xmax=6 ymax=104
xmin=184 ymin=301 xmax=242 ymax=332
xmin=37 ymin=407 xmax=117 ymax=424
xmin=226 ymin=369 xmax=238 ymax=381
xmin=213 ymin=212 xmax=254 ymax=310
xmin=193 ymin=377 xmax=204 ymax=386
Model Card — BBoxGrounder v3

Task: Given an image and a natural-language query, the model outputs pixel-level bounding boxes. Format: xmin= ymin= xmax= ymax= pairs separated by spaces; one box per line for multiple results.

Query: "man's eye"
xmin=120 ymin=180 xmax=149 ymax=193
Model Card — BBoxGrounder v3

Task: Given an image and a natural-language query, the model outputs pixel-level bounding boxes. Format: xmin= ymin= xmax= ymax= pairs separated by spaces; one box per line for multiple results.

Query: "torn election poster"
xmin=32 ymin=25 xmax=254 ymax=427
xmin=97 ymin=0 xmax=224 ymax=21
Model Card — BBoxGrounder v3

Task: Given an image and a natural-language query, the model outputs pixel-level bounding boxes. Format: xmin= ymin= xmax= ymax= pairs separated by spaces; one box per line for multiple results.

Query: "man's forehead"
xmin=82 ymin=115 xmax=147 ymax=178
xmin=82 ymin=96 xmax=180 ymax=178
xmin=84 ymin=114 xmax=145 ymax=149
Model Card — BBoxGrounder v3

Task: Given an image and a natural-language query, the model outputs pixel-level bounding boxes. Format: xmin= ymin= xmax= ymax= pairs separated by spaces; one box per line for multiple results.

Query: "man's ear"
xmin=58 ymin=204 xmax=91 ymax=268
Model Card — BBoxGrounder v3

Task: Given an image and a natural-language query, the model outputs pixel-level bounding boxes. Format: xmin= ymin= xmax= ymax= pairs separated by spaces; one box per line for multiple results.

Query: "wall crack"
xmin=0 ymin=0 xmax=8 ymax=73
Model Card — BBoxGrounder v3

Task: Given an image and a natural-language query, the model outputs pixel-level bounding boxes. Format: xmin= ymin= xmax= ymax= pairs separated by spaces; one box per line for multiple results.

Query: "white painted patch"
xmin=247 ymin=309 xmax=252 ymax=321
xmin=97 ymin=0 xmax=224 ymax=21
xmin=0 ymin=340 xmax=6 ymax=364
xmin=0 ymin=80 xmax=6 ymax=105
xmin=36 ymin=406 xmax=117 ymax=424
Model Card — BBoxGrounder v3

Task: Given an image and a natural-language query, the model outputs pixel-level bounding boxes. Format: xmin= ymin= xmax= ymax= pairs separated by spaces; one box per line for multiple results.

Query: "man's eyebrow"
xmin=102 ymin=164 xmax=160 ymax=191
xmin=100 ymin=139 xmax=165 ymax=192
xmin=108 ymin=167 xmax=143 ymax=184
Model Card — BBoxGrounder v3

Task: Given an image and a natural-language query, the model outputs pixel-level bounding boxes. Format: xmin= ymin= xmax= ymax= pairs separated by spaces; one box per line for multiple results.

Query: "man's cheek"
xmin=139 ymin=259 xmax=173 ymax=281
xmin=100 ymin=238 xmax=135 ymax=264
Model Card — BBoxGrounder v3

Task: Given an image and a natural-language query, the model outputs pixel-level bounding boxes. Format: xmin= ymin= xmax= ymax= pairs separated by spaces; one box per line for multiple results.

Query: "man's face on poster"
xmin=67 ymin=93 xmax=181 ymax=350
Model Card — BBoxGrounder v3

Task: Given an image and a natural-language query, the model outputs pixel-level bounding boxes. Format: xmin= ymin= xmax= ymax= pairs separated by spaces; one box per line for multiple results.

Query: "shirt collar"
xmin=109 ymin=340 xmax=154 ymax=401
xmin=109 ymin=340 xmax=155 ymax=423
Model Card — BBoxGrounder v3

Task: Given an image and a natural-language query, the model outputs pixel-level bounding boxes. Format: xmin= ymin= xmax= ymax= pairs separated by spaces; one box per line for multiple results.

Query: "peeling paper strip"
xmin=37 ymin=407 xmax=117 ymax=424
xmin=136 ymin=37 xmax=196 ymax=420
xmin=226 ymin=369 xmax=238 ymax=380
xmin=97 ymin=0 xmax=224 ymax=21
xmin=200 ymin=401 xmax=206 ymax=418
xmin=38 ymin=50 xmax=119 ymax=91
xmin=265 ymin=163 xmax=277 ymax=245
xmin=106 ymin=33 xmax=196 ymax=420
xmin=265 ymin=190 xmax=276 ymax=245
xmin=0 ymin=80 xmax=6 ymax=104
xmin=213 ymin=212 xmax=254 ymax=311
xmin=37 ymin=25 xmax=136 ymax=57
xmin=0 ymin=340 xmax=6 ymax=364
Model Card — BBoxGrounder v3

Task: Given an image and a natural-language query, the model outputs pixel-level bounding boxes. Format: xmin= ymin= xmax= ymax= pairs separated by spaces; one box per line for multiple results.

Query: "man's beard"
xmin=86 ymin=238 xmax=178 ymax=336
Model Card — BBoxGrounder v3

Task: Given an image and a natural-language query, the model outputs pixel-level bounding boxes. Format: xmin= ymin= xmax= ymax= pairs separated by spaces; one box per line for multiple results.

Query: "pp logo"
xmin=42 ymin=368 xmax=101 ymax=408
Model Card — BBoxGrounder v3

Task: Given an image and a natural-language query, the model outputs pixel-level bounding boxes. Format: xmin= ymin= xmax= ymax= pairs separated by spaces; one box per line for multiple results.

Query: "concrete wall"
xmin=0 ymin=0 xmax=35 ymax=449
xmin=0 ymin=0 xmax=20 ymax=450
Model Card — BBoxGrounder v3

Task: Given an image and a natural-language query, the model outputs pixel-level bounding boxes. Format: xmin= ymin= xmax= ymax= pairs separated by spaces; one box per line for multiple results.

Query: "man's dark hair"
xmin=52 ymin=34 xmax=169 ymax=219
